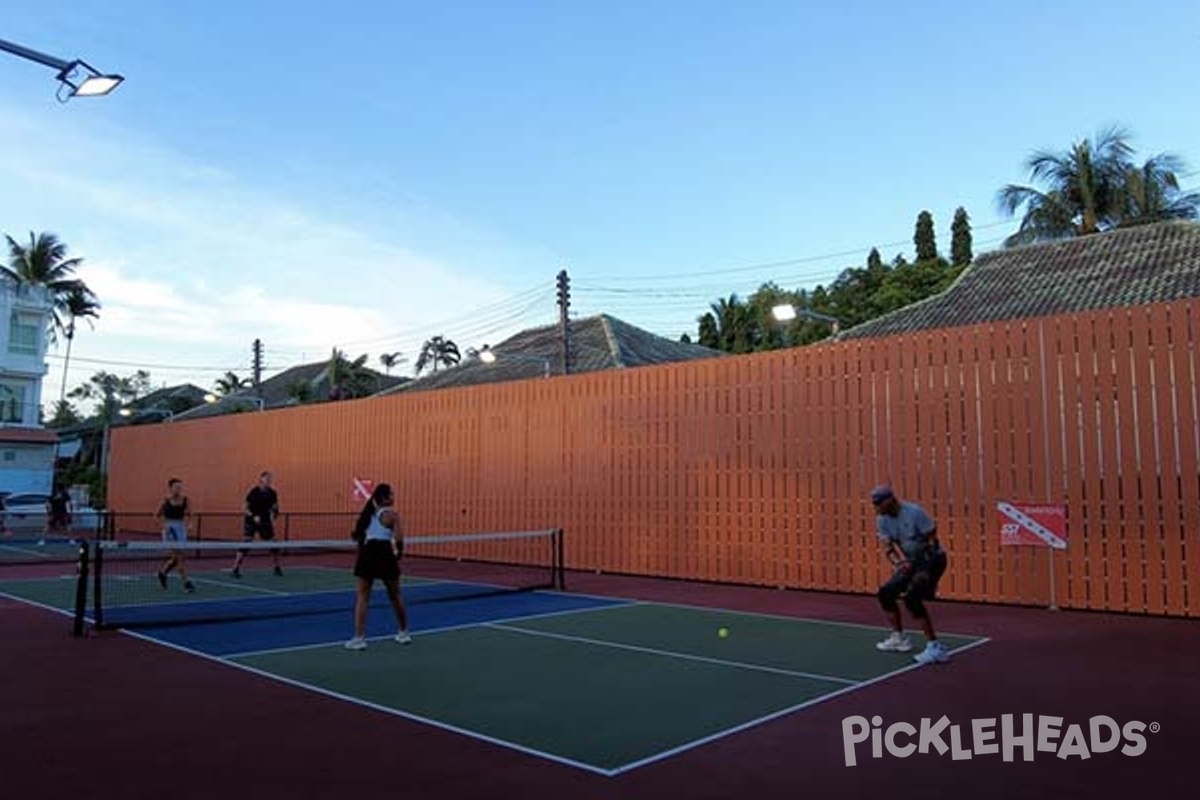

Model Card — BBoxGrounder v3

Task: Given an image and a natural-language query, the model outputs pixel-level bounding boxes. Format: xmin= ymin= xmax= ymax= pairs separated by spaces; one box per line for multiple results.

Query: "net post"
xmin=92 ymin=540 xmax=105 ymax=630
xmin=72 ymin=540 xmax=90 ymax=637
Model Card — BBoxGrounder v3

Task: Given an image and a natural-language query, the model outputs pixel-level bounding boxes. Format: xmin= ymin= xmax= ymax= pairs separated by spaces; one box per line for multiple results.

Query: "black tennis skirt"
xmin=353 ymin=540 xmax=400 ymax=581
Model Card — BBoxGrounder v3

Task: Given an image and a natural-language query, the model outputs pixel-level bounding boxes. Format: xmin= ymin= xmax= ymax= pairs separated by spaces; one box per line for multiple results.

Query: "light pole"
xmin=477 ymin=345 xmax=551 ymax=378
xmin=0 ymin=37 xmax=124 ymax=101
xmin=770 ymin=304 xmax=842 ymax=337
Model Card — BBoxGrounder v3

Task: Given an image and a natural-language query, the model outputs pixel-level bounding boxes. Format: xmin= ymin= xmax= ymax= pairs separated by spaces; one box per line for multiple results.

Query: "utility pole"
xmin=556 ymin=269 xmax=571 ymax=376
xmin=252 ymin=339 xmax=264 ymax=396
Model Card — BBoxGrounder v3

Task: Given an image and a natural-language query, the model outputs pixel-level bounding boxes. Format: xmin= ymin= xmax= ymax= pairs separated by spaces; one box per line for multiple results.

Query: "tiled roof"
xmin=840 ymin=221 xmax=1200 ymax=339
xmin=172 ymin=361 xmax=408 ymax=420
xmin=0 ymin=427 xmax=58 ymax=444
xmin=377 ymin=314 xmax=725 ymax=395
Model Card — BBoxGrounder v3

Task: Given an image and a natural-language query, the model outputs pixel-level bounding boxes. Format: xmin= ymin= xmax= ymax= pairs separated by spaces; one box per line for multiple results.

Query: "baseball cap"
xmin=870 ymin=485 xmax=895 ymax=505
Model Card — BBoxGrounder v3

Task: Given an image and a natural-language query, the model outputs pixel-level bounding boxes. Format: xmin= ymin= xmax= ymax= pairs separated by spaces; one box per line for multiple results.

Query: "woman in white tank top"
xmin=345 ymin=482 xmax=410 ymax=650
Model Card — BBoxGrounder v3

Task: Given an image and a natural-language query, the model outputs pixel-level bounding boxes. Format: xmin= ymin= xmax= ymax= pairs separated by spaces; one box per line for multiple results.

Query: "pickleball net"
xmin=74 ymin=529 xmax=564 ymax=631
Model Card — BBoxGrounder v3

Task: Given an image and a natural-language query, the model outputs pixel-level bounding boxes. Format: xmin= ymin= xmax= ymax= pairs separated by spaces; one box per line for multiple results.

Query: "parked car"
xmin=0 ymin=492 xmax=103 ymax=535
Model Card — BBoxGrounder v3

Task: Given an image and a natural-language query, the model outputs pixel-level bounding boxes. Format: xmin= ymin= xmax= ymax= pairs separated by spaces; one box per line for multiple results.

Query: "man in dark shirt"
xmin=232 ymin=471 xmax=282 ymax=577
xmin=45 ymin=488 xmax=72 ymax=534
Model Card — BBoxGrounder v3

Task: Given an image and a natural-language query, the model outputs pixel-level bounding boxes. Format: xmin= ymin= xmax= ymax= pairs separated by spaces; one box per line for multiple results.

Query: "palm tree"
xmin=213 ymin=371 xmax=251 ymax=396
xmin=706 ymin=294 xmax=760 ymax=353
xmin=415 ymin=336 xmax=461 ymax=375
xmin=996 ymin=127 xmax=1132 ymax=246
xmin=57 ymin=285 xmax=101 ymax=403
xmin=996 ymin=127 xmax=1197 ymax=247
xmin=3 ymin=232 xmax=99 ymax=336
xmin=378 ymin=351 xmax=405 ymax=375
xmin=325 ymin=349 xmax=376 ymax=399
xmin=1116 ymin=153 xmax=1200 ymax=228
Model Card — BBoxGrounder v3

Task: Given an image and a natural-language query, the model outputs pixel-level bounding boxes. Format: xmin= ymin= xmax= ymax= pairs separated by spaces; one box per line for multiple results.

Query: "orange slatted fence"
xmin=109 ymin=300 xmax=1200 ymax=617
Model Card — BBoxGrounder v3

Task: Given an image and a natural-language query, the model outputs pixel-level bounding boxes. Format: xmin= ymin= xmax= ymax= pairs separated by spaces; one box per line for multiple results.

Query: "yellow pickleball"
xmin=718 ymin=627 xmax=729 ymax=639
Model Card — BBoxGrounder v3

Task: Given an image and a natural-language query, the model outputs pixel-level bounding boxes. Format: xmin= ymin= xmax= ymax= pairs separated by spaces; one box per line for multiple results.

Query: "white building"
xmin=0 ymin=280 xmax=56 ymax=494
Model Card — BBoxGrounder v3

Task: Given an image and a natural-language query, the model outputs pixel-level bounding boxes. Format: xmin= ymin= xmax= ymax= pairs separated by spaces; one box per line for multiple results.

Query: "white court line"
xmin=220 ymin=598 xmax=639 ymax=659
xmin=0 ymin=544 xmax=57 ymax=559
xmin=0 ymin=590 xmax=79 ymax=619
xmin=532 ymin=592 xmax=989 ymax=642
xmin=116 ymin=628 xmax=612 ymax=777
xmin=485 ymin=622 xmax=859 ymax=685
xmin=4 ymin=570 xmax=994 ymax=776
xmin=606 ymin=636 xmax=993 ymax=776
xmin=191 ymin=576 xmax=290 ymax=595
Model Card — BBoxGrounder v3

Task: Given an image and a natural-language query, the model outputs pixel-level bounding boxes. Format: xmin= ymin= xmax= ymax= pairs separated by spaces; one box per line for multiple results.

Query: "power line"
xmin=45 ymin=353 xmax=247 ymax=373
xmin=582 ymin=219 xmax=1016 ymax=283
xmin=333 ymin=283 xmax=550 ymax=350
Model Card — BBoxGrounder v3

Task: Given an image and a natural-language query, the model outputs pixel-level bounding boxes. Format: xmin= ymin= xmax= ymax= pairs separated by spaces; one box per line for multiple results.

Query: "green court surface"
xmin=230 ymin=602 xmax=986 ymax=774
xmin=0 ymin=538 xmax=83 ymax=563
xmin=1 ymin=566 xmax=988 ymax=775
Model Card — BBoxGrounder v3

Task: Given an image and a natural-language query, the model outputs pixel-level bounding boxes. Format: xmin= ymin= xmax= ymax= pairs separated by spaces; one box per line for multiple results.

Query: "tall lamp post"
xmin=0 ymin=36 xmax=124 ymax=101
xmin=477 ymin=345 xmax=551 ymax=378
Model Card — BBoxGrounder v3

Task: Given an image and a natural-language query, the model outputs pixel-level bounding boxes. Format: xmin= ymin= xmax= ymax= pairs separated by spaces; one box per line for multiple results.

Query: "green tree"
xmin=697 ymin=313 xmax=719 ymax=349
xmin=1115 ymin=154 xmax=1200 ymax=228
xmin=950 ymin=207 xmax=973 ymax=267
xmin=378 ymin=351 xmax=405 ymax=375
xmin=2 ymin=231 xmax=99 ymax=339
xmin=914 ymin=211 xmax=938 ymax=262
xmin=56 ymin=284 xmax=102 ymax=404
xmin=68 ymin=370 xmax=151 ymax=421
xmin=996 ymin=126 xmax=1197 ymax=246
xmin=326 ymin=349 xmax=377 ymax=399
xmin=866 ymin=247 xmax=884 ymax=272
xmin=213 ymin=371 xmax=251 ymax=395
xmin=415 ymin=336 xmax=461 ymax=375
xmin=46 ymin=399 xmax=81 ymax=428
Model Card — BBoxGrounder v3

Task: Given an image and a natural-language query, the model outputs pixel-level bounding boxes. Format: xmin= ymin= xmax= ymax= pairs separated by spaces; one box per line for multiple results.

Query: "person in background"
xmin=155 ymin=477 xmax=195 ymax=593
xmin=45 ymin=486 xmax=73 ymax=536
xmin=871 ymin=485 xmax=948 ymax=665
xmin=232 ymin=470 xmax=282 ymax=578
xmin=345 ymin=482 xmax=410 ymax=650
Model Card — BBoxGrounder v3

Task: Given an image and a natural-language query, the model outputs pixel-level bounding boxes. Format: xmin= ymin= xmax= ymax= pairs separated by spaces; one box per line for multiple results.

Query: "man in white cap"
xmin=871 ymin=485 xmax=949 ymax=664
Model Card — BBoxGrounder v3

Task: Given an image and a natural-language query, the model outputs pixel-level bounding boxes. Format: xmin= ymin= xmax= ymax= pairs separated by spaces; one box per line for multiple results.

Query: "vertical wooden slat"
xmin=1109 ymin=310 xmax=1143 ymax=612
xmin=1133 ymin=308 xmax=1167 ymax=614
xmin=1167 ymin=302 xmax=1200 ymax=615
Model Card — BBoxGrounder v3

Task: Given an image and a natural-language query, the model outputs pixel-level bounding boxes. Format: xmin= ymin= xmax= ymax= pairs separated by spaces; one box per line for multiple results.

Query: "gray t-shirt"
xmin=876 ymin=501 xmax=939 ymax=561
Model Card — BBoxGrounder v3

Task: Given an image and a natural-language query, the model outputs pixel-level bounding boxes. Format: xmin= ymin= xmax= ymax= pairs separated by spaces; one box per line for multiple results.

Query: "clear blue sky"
xmin=2 ymin=1 xmax=1198 ymax=410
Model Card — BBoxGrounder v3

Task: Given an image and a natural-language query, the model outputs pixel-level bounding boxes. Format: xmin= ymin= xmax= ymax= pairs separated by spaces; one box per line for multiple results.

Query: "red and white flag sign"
xmin=352 ymin=477 xmax=375 ymax=503
xmin=997 ymin=501 xmax=1067 ymax=549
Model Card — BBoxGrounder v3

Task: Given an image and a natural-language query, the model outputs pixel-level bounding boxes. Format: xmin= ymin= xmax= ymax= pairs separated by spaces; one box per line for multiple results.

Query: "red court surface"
xmin=3 ymin=571 xmax=1194 ymax=800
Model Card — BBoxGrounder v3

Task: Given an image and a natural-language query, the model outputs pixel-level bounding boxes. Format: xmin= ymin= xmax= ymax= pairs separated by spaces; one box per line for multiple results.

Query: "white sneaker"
xmin=876 ymin=632 xmax=912 ymax=652
xmin=913 ymin=641 xmax=949 ymax=665
xmin=394 ymin=632 xmax=412 ymax=645
xmin=344 ymin=636 xmax=368 ymax=650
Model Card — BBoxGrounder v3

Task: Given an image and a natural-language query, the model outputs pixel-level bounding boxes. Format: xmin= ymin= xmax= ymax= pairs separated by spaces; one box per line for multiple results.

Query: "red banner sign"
xmin=351 ymin=477 xmax=374 ymax=504
xmin=997 ymin=501 xmax=1067 ymax=549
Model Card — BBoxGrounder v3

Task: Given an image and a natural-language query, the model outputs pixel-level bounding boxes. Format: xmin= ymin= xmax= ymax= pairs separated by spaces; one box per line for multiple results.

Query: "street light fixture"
xmin=119 ymin=407 xmax=175 ymax=422
xmin=770 ymin=304 xmax=842 ymax=336
xmin=477 ymin=345 xmax=551 ymax=378
xmin=0 ymin=37 xmax=124 ymax=102
xmin=205 ymin=393 xmax=265 ymax=411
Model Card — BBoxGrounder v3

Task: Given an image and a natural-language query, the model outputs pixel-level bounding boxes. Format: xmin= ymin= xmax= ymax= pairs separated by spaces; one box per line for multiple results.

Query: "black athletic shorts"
xmin=354 ymin=540 xmax=400 ymax=581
